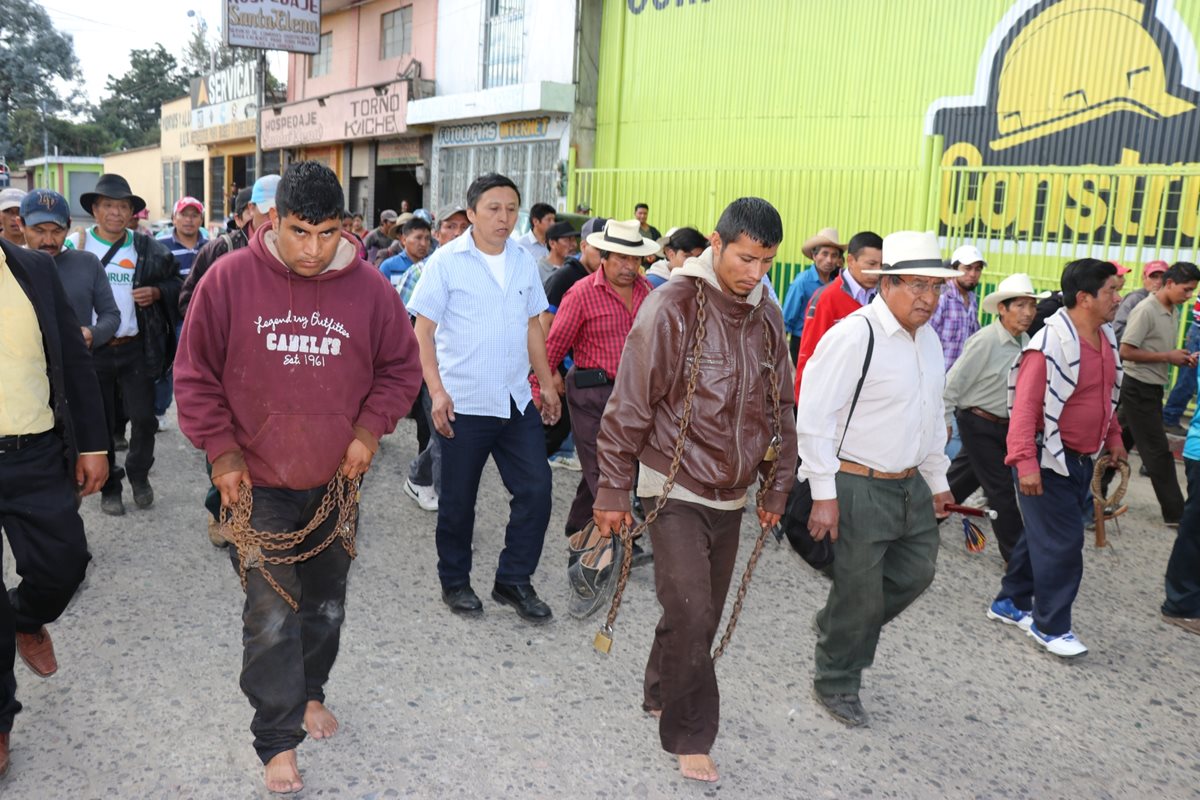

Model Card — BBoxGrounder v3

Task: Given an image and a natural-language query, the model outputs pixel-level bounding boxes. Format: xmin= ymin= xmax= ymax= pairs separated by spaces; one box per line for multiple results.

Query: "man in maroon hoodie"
xmin=174 ymin=162 xmax=421 ymax=794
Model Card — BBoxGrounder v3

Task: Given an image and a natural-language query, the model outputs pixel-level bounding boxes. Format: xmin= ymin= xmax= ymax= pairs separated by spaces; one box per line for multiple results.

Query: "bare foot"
xmin=648 ymin=708 xmax=662 ymax=719
xmin=264 ymin=750 xmax=303 ymax=794
xmin=304 ymin=700 xmax=339 ymax=740
xmin=678 ymin=754 xmax=719 ymax=782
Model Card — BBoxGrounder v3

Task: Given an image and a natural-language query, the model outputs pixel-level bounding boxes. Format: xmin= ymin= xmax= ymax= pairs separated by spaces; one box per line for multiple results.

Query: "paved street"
xmin=3 ymin=413 xmax=1198 ymax=799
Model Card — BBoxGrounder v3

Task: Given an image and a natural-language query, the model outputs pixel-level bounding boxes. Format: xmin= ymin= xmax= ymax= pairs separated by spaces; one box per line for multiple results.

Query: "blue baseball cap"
xmin=250 ymin=174 xmax=281 ymax=211
xmin=20 ymin=189 xmax=70 ymax=228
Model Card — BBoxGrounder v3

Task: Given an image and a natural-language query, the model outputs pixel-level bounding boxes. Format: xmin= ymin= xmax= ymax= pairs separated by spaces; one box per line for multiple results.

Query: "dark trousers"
xmin=543 ymin=388 xmax=572 ymax=457
xmin=814 ymin=472 xmax=939 ymax=696
xmin=947 ymin=410 xmax=1023 ymax=561
xmin=410 ymin=381 xmax=431 ymax=455
xmin=997 ymin=451 xmax=1091 ymax=635
xmin=434 ymin=399 xmax=551 ymax=589
xmin=789 ymin=334 xmax=801 ymax=365
xmin=1164 ymin=458 xmax=1200 ymax=617
xmin=93 ymin=340 xmax=156 ymax=492
xmin=1163 ymin=325 xmax=1200 ymax=426
xmin=1109 ymin=376 xmax=1184 ymax=522
xmin=564 ymin=370 xmax=613 ymax=534
xmin=642 ymin=499 xmax=741 ymax=755
xmin=0 ymin=433 xmax=92 ymax=732
xmin=228 ymin=485 xmax=352 ymax=764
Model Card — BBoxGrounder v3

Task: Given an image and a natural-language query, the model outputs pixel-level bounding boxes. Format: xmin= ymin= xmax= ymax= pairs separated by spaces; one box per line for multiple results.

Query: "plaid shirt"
xmin=929 ymin=280 xmax=980 ymax=371
xmin=545 ymin=269 xmax=652 ymax=379
xmin=395 ymin=259 xmax=425 ymax=307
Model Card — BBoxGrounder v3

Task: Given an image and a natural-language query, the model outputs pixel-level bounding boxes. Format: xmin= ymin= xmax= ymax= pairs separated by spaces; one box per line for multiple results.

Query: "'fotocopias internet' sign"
xmin=224 ymin=0 xmax=321 ymax=55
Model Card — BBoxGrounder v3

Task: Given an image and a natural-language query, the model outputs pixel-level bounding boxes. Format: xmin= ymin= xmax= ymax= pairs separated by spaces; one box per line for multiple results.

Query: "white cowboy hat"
xmin=586 ymin=218 xmax=661 ymax=257
xmin=802 ymin=227 xmax=847 ymax=259
xmin=950 ymin=244 xmax=987 ymax=267
xmin=982 ymin=273 xmax=1051 ymax=314
xmin=864 ymin=231 xmax=964 ymax=278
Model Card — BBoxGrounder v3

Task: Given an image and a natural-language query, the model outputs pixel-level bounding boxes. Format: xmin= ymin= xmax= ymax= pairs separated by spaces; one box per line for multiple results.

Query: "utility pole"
xmin=255 ymin=49 xmax=266 ymax=181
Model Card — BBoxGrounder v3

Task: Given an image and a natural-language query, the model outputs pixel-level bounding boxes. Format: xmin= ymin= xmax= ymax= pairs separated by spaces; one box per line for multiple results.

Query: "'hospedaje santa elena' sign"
xmin=224 ymin=0 xmax=321 ymax=55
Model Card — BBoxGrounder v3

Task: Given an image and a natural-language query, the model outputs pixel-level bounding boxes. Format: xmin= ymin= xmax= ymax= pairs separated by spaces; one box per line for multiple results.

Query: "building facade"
xmin=585 ymin=0 xmax=1200 ymax=300
xmin=274 ymin=0 xmax=437 ymax=226
xmin=160 ymin=95 xmax=210 ymax=225
xmin=407 ymin=0 xmax=581 ymax=212
xmin=103 ymin=145 xmax=165 ymax=222
xmin=21 ymin=156 xmax=105 ymax=221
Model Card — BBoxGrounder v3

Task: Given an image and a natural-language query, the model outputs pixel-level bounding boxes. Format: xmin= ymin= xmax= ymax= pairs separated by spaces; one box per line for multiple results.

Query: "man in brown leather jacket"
xmin=593 ymin=197 xmax=797 ymax=784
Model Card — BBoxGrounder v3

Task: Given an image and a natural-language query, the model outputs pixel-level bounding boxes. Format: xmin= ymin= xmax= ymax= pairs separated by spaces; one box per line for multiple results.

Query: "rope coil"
xmin=219 ymin=473 xmax=362 ymax=612
xmin=599 ymin=278 xmax=783 ymax=661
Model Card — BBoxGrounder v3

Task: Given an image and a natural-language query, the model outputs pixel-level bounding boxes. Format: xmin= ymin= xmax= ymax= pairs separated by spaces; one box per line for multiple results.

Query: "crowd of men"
xmin=1 ymin=166 xmax=1199 ymax=793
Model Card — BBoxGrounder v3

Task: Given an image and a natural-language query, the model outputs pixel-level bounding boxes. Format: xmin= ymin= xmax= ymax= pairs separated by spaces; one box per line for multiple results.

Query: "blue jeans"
xmin=944 ymin=415 xmax=963 ymax=460
xmin=407 ymin=384 xmax=441 ymax=494
xmin=434 ymin=399 xmax=551 ymax=589
xmin=997 ymin=451 xmax=1092 ymax=636
xmin=153 ymin=322 xmax=183 ymax=417
xmin=1163 ymin=324 xmax=1200 ymax=426
xmin=1164 ymin=458 xmax=1200 ymax=617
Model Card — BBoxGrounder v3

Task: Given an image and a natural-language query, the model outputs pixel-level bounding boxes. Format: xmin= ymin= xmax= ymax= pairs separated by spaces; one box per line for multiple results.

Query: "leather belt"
xmin=967 ymin=406 xmax=1007 ymax=424
xmin=107 ymin=335 xmax=140 ymax=347
xmin=838 ymin=460 xmax=917 ymax=480
xmin=0 ymin=430 xmax=54 ymax=453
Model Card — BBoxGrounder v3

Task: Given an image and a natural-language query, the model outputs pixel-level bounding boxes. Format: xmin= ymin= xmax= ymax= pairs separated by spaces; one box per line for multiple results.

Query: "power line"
xmin=41 ymin=4 xmax=126 ymax=29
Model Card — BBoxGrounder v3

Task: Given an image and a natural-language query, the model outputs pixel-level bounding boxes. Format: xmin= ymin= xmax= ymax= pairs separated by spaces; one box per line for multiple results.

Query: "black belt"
xmin=0 ymin=430 xmax=54 ymax=453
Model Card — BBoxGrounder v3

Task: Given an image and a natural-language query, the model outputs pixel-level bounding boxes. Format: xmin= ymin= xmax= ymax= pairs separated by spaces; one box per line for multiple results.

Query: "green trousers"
xmin=814 ymin=471 xmax=940 ymax=696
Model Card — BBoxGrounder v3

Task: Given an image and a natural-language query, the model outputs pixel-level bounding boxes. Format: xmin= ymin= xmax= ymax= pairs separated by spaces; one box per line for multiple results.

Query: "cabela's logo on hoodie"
xmin=255 ymin=309 xmax=350 ymax=366
xmin=927 ymin=0 xmax=1200 ymax=249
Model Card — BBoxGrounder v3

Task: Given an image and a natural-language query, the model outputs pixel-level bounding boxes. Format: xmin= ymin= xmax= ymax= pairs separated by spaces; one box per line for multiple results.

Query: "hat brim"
xmin=802 ymin=237 xmax=847 ymax=259
xmin=81 ymin=192 xmax=147 ymax=216
xmin=863 ymin=266 xmax=964 ymax=278
xmin=585 ymin=231 xmax=661 ymax=257
xmin=20 ymin=210 xmax=68 ymax=228
xmin=982 ymin=290 xmax=1051 ymax=315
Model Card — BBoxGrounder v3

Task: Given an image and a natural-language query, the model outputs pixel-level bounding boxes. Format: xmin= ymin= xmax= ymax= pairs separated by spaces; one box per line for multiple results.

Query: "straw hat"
xmin=585 ymin=218 xmax=661 ymax=257
xmin=864 ymin=231 xmax=964 ymax=278
xmin=802 ymin=227 xmax=847 ymax=259
xmin=982 ymin=273 xmax=1051 ymax=314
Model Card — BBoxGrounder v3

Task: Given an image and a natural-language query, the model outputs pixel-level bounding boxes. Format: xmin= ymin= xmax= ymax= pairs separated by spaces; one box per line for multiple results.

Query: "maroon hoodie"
xmin=175 ymin=223 xmax=420 ymax=489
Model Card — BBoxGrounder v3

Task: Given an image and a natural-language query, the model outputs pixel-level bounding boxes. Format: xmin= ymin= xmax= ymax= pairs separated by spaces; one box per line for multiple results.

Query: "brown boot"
xmin=16 ymin=626 xmax=57 ymax=677
xmin=0 ymin=731 xmax=9 ymax=777
xmin=208 ymin=517 xmax=228 ymax=548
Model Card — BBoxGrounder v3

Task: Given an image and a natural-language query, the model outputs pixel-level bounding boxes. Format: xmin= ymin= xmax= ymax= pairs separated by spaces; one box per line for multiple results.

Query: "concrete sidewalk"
xmin=2 ymin=415 xmax=1197 ymax=799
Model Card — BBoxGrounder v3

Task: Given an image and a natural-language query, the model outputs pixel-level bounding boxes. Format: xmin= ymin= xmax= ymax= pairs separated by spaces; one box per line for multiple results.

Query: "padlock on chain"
xmin=763 ymin=434 xmax=782 ymax=462
xmin=593 ymin=624 xmax=614 ymax=654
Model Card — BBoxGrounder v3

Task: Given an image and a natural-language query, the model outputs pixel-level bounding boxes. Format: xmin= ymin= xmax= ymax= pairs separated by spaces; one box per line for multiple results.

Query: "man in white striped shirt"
xmin=408 ymin=173 xmax=562 ymax=622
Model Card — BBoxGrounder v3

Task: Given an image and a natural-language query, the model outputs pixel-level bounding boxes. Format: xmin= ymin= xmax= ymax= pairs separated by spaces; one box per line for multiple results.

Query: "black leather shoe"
xmin=492 ymin=582 xmax=553 ymax=623
xmin=442 ymin=585 xmax=483 ymax=616
xmin=813 ymin=688 xmax=869 ymax=727
xmin=100 ymin=491 xmax=125 ymax=516
xmin=131 ymin=479 xmax=154 ymax=509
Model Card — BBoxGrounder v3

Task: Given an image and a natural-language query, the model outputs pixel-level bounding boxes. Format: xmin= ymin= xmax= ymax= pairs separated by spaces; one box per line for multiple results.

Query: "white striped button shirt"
xmin=407 ymin=228 xmax=548 ymax=418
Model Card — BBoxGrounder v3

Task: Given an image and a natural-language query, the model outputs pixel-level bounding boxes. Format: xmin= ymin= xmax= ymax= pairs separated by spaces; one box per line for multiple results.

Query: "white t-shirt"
xmin=82 ymin=229 xmax=139 ymax=337
xmin=481 ymin=249 xmax=506 ymax=287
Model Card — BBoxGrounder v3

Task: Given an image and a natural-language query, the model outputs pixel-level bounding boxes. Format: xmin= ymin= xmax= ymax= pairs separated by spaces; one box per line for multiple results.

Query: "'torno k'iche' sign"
xmin=261 ymin=82 xmax=409 ymax=149
xmin=224 ymin=0 xmax=321 ymax=55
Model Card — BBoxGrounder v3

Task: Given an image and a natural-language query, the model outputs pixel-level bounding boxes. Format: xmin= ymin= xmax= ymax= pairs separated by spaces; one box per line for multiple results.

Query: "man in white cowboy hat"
xmin=781 ymin=226 xmax=846 ymax=362
xmin=71 ymin=173 xmax=181 ymax=516
xmin=796 ymin=230 xmax=959 ymax=727
xmin=943 ymin=274 xmax=1049 ymax=563
xmin=593 ymin=198 xmax=796 ymax=783
xmin=542 ymin=219 xmax=655 ymax=547
xmin=930 ymin=244 xmax=986 ymax=371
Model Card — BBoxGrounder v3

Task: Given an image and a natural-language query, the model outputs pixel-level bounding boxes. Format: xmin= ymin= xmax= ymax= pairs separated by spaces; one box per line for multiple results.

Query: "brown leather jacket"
xmin=595 ymin=259 xmax=797 ymax=515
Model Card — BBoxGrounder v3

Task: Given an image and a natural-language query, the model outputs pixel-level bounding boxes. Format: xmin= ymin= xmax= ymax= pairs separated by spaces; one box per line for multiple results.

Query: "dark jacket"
xmin=130 ymin=232 xmax=182 ymax=378
xmin=594 ymin=250 xmax=798 ymax=515
xmin=180 ymin=228 xmax=249 ymax=316
xmin=1 ymin=239 xmax=107 ymax=464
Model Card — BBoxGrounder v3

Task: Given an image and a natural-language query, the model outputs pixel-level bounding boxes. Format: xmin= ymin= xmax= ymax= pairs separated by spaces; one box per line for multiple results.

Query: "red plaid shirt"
xmin=546 ymin=269 xmax=652 ymax=379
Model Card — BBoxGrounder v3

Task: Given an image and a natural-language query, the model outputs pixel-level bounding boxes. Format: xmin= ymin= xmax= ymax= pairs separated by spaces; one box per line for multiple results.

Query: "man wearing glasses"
xmin=930 ymin=245 xmax=986 ymax=371
xmin=796 ymin=231 xmax=960 ymax=728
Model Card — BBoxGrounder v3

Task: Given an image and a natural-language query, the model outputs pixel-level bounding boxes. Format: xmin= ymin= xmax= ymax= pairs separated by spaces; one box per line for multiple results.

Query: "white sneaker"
xmin=549 ymin=454 xmax=582 ymax=471
xmin=156 ymin=414 xmax=171 ymax=432
xmin=1028 ymin=623 xmax=1088 ymax=658
xmin=403 ymin=478 xmax=438 ymax=511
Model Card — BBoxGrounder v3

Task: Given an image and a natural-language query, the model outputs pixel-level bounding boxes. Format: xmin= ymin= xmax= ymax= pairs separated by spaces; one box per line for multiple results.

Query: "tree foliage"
xmin=91 ymin=45 xmax=189 ymax=150
xmin=0 ymin=0 xmax=83 ymax=161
